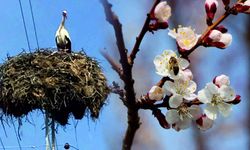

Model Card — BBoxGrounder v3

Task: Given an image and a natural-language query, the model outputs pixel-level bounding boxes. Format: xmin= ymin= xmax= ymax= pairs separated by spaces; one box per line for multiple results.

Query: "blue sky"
xmin=0 ymin=0 xmax=249 ymax=150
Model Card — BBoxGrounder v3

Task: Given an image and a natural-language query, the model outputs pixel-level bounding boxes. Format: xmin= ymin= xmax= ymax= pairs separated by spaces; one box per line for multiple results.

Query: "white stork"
xmin=55 ymin=10 xmax=71 ymax=53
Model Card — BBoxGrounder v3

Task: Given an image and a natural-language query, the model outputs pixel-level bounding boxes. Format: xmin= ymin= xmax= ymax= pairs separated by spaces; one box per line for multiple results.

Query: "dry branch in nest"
xmin=0 ymin=48 xmax=109 ymax=125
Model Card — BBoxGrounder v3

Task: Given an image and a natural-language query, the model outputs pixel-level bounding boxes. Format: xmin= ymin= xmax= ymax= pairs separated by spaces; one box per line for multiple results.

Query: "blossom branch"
xmin=128 ymin=0 xmax=161 ymax=65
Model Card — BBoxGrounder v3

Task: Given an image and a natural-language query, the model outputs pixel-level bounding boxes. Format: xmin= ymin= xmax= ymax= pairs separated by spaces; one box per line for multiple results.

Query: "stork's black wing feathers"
xmin=65 ymin=36 xmax=71 ymax=53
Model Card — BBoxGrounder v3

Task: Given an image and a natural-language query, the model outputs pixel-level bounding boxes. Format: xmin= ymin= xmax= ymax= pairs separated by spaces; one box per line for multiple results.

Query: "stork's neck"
xmin=59 ymin=16 xmax=66 ymax=30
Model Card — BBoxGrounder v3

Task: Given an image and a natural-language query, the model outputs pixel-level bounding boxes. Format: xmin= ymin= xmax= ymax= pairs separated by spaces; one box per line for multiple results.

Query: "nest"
xmin=0 ymin=49 xmax=109 ymax=125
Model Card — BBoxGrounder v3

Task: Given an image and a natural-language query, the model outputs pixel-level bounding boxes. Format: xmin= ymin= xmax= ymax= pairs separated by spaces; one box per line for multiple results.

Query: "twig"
xmin=100 ymin=51 xmax=123 ymax=78
xmin=128 ymin=0 xmax=161 ymax=65
xmin=100 ymin=0 xmax=129 ymax=69
xmin=184 ymin=11 xmax=230 ymax=56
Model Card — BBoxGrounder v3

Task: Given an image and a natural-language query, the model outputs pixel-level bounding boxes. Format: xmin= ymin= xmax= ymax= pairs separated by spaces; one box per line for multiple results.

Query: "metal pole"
xmin=45 ymin=112 xmax=51 ymax=150
xmin=51 ymin=118 xmax=56 ymax=150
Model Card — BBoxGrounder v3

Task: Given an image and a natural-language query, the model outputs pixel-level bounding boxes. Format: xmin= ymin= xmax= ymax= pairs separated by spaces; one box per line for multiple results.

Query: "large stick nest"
xmin=0 ymin=49 xmax=109 ymax=125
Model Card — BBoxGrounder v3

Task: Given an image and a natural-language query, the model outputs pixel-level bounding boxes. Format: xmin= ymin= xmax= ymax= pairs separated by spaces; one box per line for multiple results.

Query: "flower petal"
xmin=168 ymin=29 xmax=177 ymax=39
xmin=196 ymin=115 xmax=214 ymax=131
xmin=206 ymin=82 xmax=219 ymax=95
xmin=154 ymin=55 xmax=165 ymax=68
xmin=189 ymin=105 xmax=202 ymax=120
xmin=166 ymin=109 xmax=179 ymax=124
xmin=197 ymin=89 xmax=212 ymax=103
xmin=154 ymin=1 xmax=171 ymax=22
xmin=174 ymin=117 xmax=192 ymax=130
xmin=169 ymin=94 xmax=183 ymax=108
xmin=163 ymin=81 xmax=176 ymax=94
xmin=218 ymin=102 xmax=232 ymax=117
xmin=148 ymin=86 xmax=164 ymax=101
xmin=219 ymin=33 xmax=232 ymax=48
xmin=219 ymin=85 xmax=236 ymax=101
xmin=187 ymin=80 xmax=197 ymax=93
xmin=204 ymin=104 xmax=218 ymax=120
xmin=184 ymin=93 xmax=197 ymax=101
xmin=214 ymin=74 xmax=230 ymax=87
xmin=178 ymin=58 xmax=189 ymax=69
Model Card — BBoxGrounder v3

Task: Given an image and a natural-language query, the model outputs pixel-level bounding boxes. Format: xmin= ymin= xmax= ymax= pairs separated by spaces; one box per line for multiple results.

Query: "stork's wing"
xmin=65 ymin=36 xmax=71 ymax=53
xmin=55 ymin=36 xmax=63 ymax=50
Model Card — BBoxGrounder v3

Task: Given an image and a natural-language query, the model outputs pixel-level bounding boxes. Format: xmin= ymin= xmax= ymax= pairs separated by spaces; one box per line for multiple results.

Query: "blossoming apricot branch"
xmin=101 ymin=0 xmax=246 ymax=149
xmin=141 ymin=0 xmax=246 ymax=131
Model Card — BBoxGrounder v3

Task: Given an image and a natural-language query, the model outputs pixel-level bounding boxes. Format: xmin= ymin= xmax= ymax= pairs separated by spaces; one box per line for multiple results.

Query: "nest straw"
xmin=0 ymin=49 xmax=109 ymax=125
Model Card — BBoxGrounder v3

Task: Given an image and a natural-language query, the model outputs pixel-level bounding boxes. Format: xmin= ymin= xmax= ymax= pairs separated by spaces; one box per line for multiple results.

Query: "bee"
xmin=168 ymin=56 xmax=179 ymax=75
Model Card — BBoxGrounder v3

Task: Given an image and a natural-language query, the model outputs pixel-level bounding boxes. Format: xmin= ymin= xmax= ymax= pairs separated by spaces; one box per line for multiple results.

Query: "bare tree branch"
xmin=128 ymin=0 xmax=160 ymax=65
xmin=100 ymin=0 xmax=129 ymax=69
xmin=100 ymin=0 xmax=140 ymax=149
xmin=100 ymin=51 xmax=123 ymax=78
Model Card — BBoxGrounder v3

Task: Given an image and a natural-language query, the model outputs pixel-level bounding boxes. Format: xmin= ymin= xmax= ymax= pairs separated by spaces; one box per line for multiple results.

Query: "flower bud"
xmin=213 ymin=74 xmax=230 ymax=87
xmin=222 ymin=0 xmax=230 ymax=6
xmin=235 ymin=0 xmax=250 ymax=14
xmin=205 ymin=29 xmax=232 ymax=49
xmin=230 ymin=95 xmax=241 ymax=105
xmin=154 ymin=1 xmax=171 ymax=23
xmin=219 ymin=33 xmax=232 ymax=48
xmin=205 ymin=0 xmax=219 ymax=25
xmin=196 ymin=114 xmax=214 ymax=131
xmin=208 ymin=30 xmax=222 ymax=42
xmin=148 ymin=86 xmax=164 ymax=101
xmin=215 ymin=25 xmax=228 ymax=33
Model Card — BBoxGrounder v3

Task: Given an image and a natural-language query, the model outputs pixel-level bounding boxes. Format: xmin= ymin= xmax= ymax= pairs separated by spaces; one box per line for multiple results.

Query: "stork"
xmin=55 ymin=10 xmax=71 ymax=53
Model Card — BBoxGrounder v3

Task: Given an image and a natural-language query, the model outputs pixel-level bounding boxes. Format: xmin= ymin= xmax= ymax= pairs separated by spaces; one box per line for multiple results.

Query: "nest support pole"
xmin=45 ymin=112 xmax=51 ymax=150
xmin=45 ymin=111 xmax=56 ymax=150
xmin=51 ymin=118 xmax=56 ymax=150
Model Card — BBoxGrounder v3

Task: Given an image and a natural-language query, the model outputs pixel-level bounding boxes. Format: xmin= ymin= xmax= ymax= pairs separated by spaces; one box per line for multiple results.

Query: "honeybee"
xmin=168 ymin=56 xmax=179 ymax=75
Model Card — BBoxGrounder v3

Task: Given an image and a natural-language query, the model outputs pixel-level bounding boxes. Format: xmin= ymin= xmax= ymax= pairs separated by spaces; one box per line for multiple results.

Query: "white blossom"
xmin=214 ymin=74 xmax=230 ymax=87
xmin=166 ymin=95 xmax=201 ymax=131
xmin=168 ymin=26 xmax=199 ymax=50
xmin=154 ymin=1 xmax=171 ymax=23
xmin=197 ymin=82 xmax=236 ymax=120
xmin=148 ymin=86 xmax=164 ymax=101
xmin=154 ymin=50 xmax=189 ymax=79
xmin=163 ymin=76 xmax=197 ymax=101
xmin=183 ymin=69 xmax=193 ymax=80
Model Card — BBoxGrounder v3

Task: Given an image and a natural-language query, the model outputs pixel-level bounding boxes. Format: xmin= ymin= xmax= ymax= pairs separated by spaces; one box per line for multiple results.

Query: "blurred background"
xmin=0 ymin=0 xmax=249 ymax=149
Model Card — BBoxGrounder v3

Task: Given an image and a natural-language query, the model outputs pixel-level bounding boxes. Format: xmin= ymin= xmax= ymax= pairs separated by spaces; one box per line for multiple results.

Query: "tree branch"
xmin=100 ymin=51 xmax=123 ymax=78
xmin=100 ymin=0 xmax=129 ymax=69
xmin=128 ymin=0 xmax=160 ymax=65
xmin=100 ymin=0 xmax=140 ymax=149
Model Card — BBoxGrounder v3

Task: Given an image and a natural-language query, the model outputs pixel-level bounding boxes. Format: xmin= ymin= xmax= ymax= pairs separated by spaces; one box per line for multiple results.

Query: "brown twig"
xmin=100 ymin=0 xmax=129 ymax=69
xmin=100 ymin=51 xmax=123 ymax=78
xmin=184 ymin=11 xmax=230 ymax=56
xmin=128 ymin=0 xmax=160 ymax=65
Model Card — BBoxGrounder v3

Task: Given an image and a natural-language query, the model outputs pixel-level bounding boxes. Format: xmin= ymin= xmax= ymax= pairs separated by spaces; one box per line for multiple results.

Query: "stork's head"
xmin=62 ymin=10 xmax=67 ymax=19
